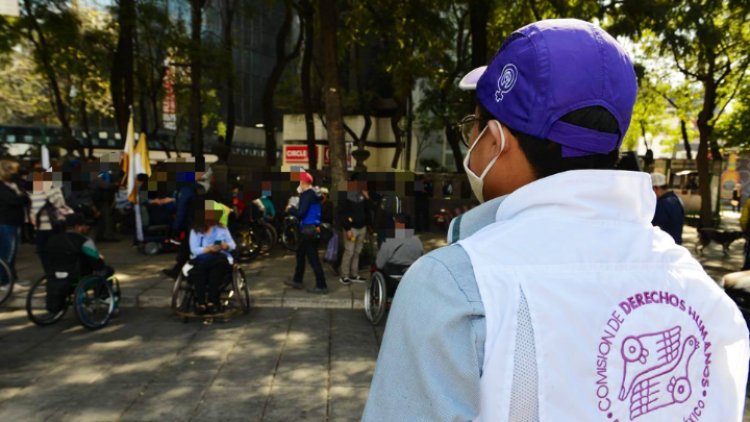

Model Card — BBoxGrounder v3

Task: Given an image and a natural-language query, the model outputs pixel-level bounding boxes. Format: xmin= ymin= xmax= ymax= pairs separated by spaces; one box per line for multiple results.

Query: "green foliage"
xmin=717 ymin=82 xmax=750 ymax=150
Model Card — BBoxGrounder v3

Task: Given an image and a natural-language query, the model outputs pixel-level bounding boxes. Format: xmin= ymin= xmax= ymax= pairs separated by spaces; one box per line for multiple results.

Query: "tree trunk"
xmin=79 ymin=97 xmax=93 ymax=158
xmin=405 ymin=91 xmax=414 ymax=170
xmin=111 ymin=0 xmax=135 ymax=143
xmin=469 ymin=0 xmax=489 ymax=69
xmin=680 ymin=119 xmax=692 ymax=160
xmin=446 ymin=124 xmax=465 ymax=173
xmin=22 ymin=0 xmax=81 ymax=156
xmin=262 ymin=0 xmax=302 ymax=168
xmin=300 ymin=0 xmax=317 ymax=170
xmin=696 ymin=76 xmax=718 ymax=227
xmin=190 ymin=0 xmax=205 ymax=161
xmin=318 ymin=0 xmax=345 ymax=189
xmin=222 ymin=0 xmax=236 ymax=154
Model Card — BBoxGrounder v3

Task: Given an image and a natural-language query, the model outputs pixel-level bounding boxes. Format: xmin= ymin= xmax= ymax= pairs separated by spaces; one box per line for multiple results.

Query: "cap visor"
xmin=458 ymin=66 xmax=487 ymax=90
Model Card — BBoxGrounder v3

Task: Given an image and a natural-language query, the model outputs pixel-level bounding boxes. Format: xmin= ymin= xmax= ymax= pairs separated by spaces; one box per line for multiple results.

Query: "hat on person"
xmin=650 ymin=172 xmax=667 ymax=188
xmin=299 ymin=171 xmax=314 ymax=185
xmin=458 ymin=19 xmax=637 ymax=158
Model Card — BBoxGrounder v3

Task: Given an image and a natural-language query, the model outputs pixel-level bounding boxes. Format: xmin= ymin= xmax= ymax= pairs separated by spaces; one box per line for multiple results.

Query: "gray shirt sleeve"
xmin=363 ymin=245 xmax=485 ymax=421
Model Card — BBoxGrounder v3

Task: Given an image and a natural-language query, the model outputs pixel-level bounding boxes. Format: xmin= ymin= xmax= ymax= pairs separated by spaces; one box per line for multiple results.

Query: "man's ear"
xmin=487 ymin=120 xmax=512 ymax=154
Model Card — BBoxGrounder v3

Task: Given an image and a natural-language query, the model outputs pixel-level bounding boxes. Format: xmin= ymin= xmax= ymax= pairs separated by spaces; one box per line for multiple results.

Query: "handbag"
xmin=324 ymin=232 xmax=339 ymax=262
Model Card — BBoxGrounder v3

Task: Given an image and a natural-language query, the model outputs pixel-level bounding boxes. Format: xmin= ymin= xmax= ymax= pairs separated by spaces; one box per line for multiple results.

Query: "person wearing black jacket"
xmin=337 ymin=177 xmax=371 ymax=285
xmin=651 ymin=172 xmax=684 ymax=245
xmin=0 ymin=160 xmax=31 ymax=283
xmin=285 ymin=171 xmax=328 ymax=294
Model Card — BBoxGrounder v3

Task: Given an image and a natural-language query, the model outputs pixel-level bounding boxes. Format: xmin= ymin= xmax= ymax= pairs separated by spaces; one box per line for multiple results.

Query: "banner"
xmin=162 ymin=65 xmax=176 ymax=130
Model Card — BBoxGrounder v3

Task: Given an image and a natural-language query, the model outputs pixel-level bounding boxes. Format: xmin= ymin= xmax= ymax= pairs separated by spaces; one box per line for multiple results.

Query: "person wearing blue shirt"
xmin=285 ymin=171 xmax=328 ymax=294
xmin=364 ymin=19 xmax=748 ymax=421
xmin=188 ymin=200 xmax=236 ymax=314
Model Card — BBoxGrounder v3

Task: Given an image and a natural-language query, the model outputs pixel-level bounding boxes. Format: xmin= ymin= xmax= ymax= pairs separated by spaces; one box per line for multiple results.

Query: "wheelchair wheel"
xmin=233 ymin=229 xmax=260 ymax=262
xmin=233 ymin=267 xmax=251 ymax=314
xmin=74 ymin=275 xmax=116 ymax=330
xmin=282 ymin=224 xmax=299 ymax=251
xmin=0 ymin=259 xmax=13 ymax=306
xmin=364 ymin=272 xmax=387 ymax=325
xmin=255 ymin=222 xmax=276 ymax=254
xmin=26 ymin=275 xmax=68 ymax=326
xmin=171 ymin=273 xmax=193 ymax=317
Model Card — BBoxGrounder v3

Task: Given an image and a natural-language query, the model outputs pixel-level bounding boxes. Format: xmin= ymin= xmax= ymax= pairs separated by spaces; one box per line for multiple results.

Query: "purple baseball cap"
xmin=459 ymin=19 xmax=637 ymax=157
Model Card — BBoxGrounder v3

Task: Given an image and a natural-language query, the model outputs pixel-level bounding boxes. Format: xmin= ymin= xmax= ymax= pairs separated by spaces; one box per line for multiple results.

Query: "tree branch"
xmin=714 ymin=58 xmax=750 ymax=124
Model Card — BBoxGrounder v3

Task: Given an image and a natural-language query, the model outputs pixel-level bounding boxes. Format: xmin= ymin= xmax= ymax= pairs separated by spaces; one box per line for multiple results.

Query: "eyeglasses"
xmin=456 ymin=114 xmax=480 ymax=148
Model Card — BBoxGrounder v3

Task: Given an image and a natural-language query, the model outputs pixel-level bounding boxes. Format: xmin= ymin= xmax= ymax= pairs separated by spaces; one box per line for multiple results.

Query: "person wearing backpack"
xmin=0 ymin=160 xmax=30 ymax=284
xmin=284 ymin=171 xmax=328 ymax=294
xmin=30 ymin=169 xmax=73 ymax=276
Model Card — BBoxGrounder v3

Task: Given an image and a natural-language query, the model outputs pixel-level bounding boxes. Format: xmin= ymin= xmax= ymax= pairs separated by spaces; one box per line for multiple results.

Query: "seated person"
xmin=375 ymin=214 xmax=423 ymax=276
xmin=46 ymin=213 xmax=115 ymax=313
xmin=188 ymin=200 xmax=237 ymax=314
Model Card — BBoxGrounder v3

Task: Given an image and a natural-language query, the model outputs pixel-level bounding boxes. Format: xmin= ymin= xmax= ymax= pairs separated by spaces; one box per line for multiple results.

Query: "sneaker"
xmin=349 ymin=275 xmax=366 ymax=283
xmin=339 ymin=277 xmax=351 ymax=285
xmin=306 ymin=287 xmax=329 ymax=295
xmin=284 ymin=280 xmax=304 ymax=290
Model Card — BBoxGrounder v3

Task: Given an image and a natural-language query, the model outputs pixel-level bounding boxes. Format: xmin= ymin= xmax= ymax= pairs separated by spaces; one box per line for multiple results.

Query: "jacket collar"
xmin=496 ymin=170 xmax=655 ymax=224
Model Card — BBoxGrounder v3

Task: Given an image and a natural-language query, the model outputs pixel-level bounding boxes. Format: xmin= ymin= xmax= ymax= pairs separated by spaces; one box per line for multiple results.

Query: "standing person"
xmin=337 ymin=176 xmax=371 ymax=285
xmin=732 ymin=183 xmax=742 ymax=212
xmin=91 ymin=164 xmax=119 ymax=242
xmin=413 ymin=175 xmax=432 ymax=233
xmin=364 ymin=19 xmax=749 ymax=421
xmin=651 ymin=172 xmax=685 ymax=245
xmin=740 ymin=196 xmax=750 ymax=270
xmin=285 ymin=171 xmax=328 ymax=294
xmin=0 ymin=160 xmax=30 ymax=284
xmin=30 ymin=169 xmax=72 ymax=276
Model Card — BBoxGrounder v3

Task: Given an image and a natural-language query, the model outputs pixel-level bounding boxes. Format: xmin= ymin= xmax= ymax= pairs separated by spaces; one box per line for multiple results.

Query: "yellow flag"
xmin=128 ymin=133 xmax=152 ymax=203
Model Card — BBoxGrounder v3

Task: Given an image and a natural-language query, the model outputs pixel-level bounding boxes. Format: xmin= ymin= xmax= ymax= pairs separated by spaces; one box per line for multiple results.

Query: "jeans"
xmin=340 ymin=227 xmax=366 ymax=277
xmin=293 ymin=233 xmax=326 ymax=289
xmin=0 ymin=224 xmax=19 ymax=281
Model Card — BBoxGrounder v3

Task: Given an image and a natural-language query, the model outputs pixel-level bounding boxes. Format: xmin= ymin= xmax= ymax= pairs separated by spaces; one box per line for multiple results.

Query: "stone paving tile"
xmin=191 ymin=386 xmax=267 ymax=421
xmin=329 ymin=386 xmax=370 ymax=422
xmin=262 ymin=385 xmax=328 ymax=422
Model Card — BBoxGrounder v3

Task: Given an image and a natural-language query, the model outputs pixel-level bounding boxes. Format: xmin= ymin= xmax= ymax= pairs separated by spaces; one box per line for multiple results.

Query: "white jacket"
xmin=459 ymin=170 xmax=749 ymax=421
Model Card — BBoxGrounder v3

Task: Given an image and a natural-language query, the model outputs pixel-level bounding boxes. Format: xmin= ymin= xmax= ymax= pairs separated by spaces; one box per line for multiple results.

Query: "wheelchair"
xmin=171 ymin=257 xmax=251 ymax=322
xmin=0 ymin=258 xmax=14 ymax=306
xmin=364 ymin=263 xmax=410 ymax=325
xmin=26 ymin=273 xmax=121 ymax=330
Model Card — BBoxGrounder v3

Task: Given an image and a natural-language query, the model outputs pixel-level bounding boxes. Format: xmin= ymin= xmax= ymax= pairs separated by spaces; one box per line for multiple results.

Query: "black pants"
xmin=293 ymin=233 xmax=326 ymax=289
xmin=743 ymin=237 xmax=750 ymax=271
xmin=415 ymin=201 xmax=430 ymax=232
xmin=190 ymin=254 xmax=231 ymax=305
xmin=36 ymin=230 xmax=54 ymax=277
xmin=95 ymin=201 xmax=115 ymax=240
xmin=170 ymin=235 xmax=191 ymax=274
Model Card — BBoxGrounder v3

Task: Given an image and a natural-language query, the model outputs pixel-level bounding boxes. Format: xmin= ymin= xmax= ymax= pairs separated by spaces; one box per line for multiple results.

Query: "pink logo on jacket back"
xmin=593 ymin=290 xmax=712 ymax=421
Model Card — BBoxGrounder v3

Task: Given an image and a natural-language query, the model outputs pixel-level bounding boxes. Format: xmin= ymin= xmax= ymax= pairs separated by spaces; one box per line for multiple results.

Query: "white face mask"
xmin=297 ymin=184 xmax=304 ymax=194
xmin=463 ymin=120 xmax=505 ymax=203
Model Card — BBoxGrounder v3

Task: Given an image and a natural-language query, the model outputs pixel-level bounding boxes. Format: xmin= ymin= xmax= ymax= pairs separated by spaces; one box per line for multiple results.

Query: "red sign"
xmin=285 ymin=145 xmax=317 ymax=163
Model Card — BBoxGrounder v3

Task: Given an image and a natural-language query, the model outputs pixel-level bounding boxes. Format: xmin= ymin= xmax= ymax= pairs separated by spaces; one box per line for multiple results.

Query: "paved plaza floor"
xmin=2 ymin=214 xmax=750 ymax=420
xmin=0 ymin=307 xmax=384 ymax=421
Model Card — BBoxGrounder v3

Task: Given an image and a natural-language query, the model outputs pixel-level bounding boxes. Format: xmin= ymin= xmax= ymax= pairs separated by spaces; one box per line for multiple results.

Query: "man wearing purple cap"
xmin=364 ymin=19 xmax=748 ymax=421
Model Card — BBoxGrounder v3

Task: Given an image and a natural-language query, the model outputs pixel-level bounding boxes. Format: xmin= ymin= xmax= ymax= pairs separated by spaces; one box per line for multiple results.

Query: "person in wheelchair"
xmin=46 ymin=213 xmax=115 ymax=313
xmin=188 ymin=200 xmax=237 ymax=315
xmin=375 ymin=214 xmax=423 ymax=277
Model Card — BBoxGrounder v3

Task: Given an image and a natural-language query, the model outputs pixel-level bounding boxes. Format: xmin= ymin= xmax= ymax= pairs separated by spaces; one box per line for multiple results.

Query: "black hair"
xmin=394 ymin=213 xmax=412 ymax=228
xmin=477 ymin=104 xmax=620 ymax=179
